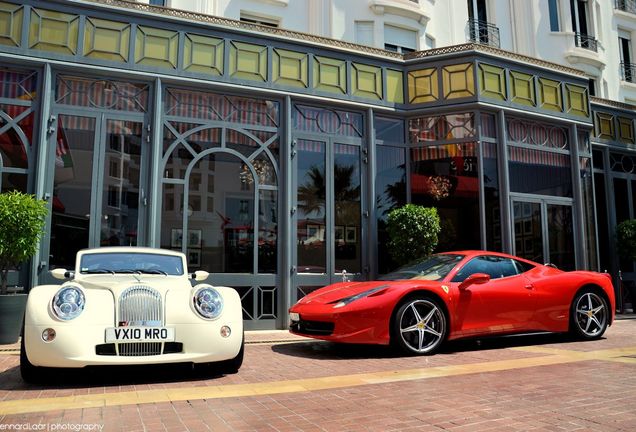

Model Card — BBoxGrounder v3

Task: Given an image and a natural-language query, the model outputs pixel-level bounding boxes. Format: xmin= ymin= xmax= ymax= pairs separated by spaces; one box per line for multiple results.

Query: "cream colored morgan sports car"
xmin=21 ymin=247 xmax=244 ymax=383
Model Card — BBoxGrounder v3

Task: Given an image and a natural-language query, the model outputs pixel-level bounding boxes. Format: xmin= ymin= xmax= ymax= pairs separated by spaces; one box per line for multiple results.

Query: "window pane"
xmin=483 ymin=142 xmax=501 ymax=251
xmin=513 ymin=201 xmax=544 ymax=264
xmin=259 ymin=190 xmax=278 ymax=273
xmin=334 ymin=144 xmax=361 ymax=274
xmin=547 ymin=204 xmax=575 ymax=271
xmin=50 ymin=115 xmax=96 ymax=269
xmin=508 ymin=147 xmax=572 ymax=196
xmin=549 ymin=0 xmax=560 ymax=31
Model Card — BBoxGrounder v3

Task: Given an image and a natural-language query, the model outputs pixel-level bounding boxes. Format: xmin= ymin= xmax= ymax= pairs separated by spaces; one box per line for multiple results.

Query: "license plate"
xmin=289 ymin=312 xmax=299 ymax=321
xmin=105 ymin=327 xmax=175 ymax=343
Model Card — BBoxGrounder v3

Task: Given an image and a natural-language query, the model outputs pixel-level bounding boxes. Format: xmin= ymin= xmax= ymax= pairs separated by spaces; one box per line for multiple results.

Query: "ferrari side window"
xmin=513 ymin=260 xmax=535 ymax=274
xmin=452 ymin=256 xmax=521 ymax=283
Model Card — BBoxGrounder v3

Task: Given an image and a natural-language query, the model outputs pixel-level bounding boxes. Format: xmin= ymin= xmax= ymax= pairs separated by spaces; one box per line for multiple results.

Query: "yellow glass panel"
xmin=0 ymin=2 xmax=22 ymax=47
xmin=510 ymin=71 xmax=536 ymax=107
xmin=564 ymin=84 xmax=589 ymax=117
xmin=386 ymin=69 xmax=404 ymax=104
xmin=442 ymin=63 xmax=475 ymax=99
xmin=135 ymin=26 xmax=178 ymax=69
xmin=352 ymin=63 xmax=381 ymax=100
xmin=84 ymin=17 xmax=130 ymax=62
xmin=29 ymin=8 xmax=79 ymax=55
xmin=184 ymin=33 xmax=223 ymax=75
xmin=478 ymin=63 xmax=506 ymax=101
xmin=229 ymin=41 xmax=267 ymax=82
xmin=594 ymin=112 xmax=614 ymax=140
xmin=313 ymin=56 xmax=346 ymax=94
xmin=407 ymin=68 xmax=438 ymax=104
xmin=538 ymin=77 xmax=563 ymax=112
xmin=273 ymin=48 xmax=307 ymax=88
xmin=618 ymin=117 xmax=635 ymax=144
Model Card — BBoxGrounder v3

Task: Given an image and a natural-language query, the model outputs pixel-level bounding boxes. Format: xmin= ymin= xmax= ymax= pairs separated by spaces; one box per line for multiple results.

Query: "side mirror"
xmin=192 ymin=270 xmax=209 ymax=281
xmin=459 ymin=273 xmax=490 ymax=290
xmin=51 ymin=268 xmax=72 ymax=280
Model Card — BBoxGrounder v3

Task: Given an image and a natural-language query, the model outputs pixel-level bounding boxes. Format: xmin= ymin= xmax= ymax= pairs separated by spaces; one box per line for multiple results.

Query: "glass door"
xmin=512 ymin=198 xmax=575 ymax=270
xmin=293 ymin=137 xmax=365 ymax=302
xmin=43 ymin=114 xmax=148 ymax=277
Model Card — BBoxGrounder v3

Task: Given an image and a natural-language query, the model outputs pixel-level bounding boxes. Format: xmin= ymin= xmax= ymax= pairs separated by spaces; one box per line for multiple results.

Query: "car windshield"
xmin=79 ymin=252 xmax=184 ymax=276
xmin=379 ymin=254 xmax=464 ymax=281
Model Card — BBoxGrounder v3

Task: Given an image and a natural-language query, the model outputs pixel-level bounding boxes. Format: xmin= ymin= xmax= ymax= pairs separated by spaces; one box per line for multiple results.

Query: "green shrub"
xmin=0 ymin=191 xmax=48 ymax=295
xmin=386 ymin=204 xmax=440 ymax=266
xmin=617 ymin=219 xmax=636 ymax=262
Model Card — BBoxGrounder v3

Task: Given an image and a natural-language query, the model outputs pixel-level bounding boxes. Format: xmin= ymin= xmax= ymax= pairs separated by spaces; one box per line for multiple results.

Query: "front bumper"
xmin=23 ymin=322 xmax=243 ymax=367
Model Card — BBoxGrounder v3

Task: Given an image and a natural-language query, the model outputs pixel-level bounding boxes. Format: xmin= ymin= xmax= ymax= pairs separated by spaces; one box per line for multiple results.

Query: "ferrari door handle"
xmin=524 ymin=284 xmax=534 ymax=290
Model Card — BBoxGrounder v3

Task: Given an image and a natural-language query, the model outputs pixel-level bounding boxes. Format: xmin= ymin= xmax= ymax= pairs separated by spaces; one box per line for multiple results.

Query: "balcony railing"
xmin=574 ymin=33 xmax=598 ymax=52
xmin=616 ymin=0 xmax=636 ymax=14
xmin=468 ymin=20 xmax=500 ymax=48
xmin=621 ymin=62 xmax=636 ymax=83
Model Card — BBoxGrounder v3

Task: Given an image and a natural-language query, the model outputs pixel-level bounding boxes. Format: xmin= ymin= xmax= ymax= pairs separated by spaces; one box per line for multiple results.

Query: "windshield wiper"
xmin=114 ymin=268 xmax=168 ymax=276
xmin=83 ymin=268 xmax=115 ymax=275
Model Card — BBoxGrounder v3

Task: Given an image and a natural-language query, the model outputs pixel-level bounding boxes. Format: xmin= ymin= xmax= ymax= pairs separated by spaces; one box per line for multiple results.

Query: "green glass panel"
xmin=386 ymin=69 xmax=404 ymax=104
xmin=510 ymin=71 xmax=536 ymax=107
xmin=273 ymin=48 xmax=307 ymax=88
xmin=135 ymin=25 xmax=178 ymax=69
xmin=538 ymin=77 xmax=563 ymax=112
xmin=229 ymin=41 xmax=267 ymax=82
xmin=408 ymin=68 xmax=438 ymax=103
xmin=478 ymin=63 xmax=506 ymax=101
xmin=443 ymin=63 xmax=475 ymax=99
xmin=29 ymin=8 xmax=79 ymax=55
xmin=352 ymin=63 xmax=381 ymax=100
xmin=0 ymin=2 xmax=22 ymax=47
xmin=564 ymin=84 xmax=589 ymax=117
xmin=184 ymin=33 xmax=223 ymax=75
xmin=313 ymin=56 xmax=346 ymax=94
xmin=84 ymin=17 xmax=130 ymax=62
xmin=618 ymin=117 xmax=635 ymax=144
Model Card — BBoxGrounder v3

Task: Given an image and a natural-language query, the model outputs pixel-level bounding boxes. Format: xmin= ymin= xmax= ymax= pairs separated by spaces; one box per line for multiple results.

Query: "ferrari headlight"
xmin=333 ymin=286 xmax=388 ymax=309
xmin=52 ymin=286 xmax=85 ymax=320
xmin=193 ymin=286 xmax=223 ymax=319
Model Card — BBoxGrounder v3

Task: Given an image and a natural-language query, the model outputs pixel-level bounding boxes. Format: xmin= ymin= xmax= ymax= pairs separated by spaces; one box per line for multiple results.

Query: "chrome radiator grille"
xmin=118 ymin=343 xmax=162 ymax=357
xmin=118 ymin=285 xmax=163 ymax=326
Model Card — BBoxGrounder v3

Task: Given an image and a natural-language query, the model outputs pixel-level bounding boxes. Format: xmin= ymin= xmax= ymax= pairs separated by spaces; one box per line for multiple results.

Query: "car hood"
xmin=71 ymin=275 xmax=188 ymax=294
xmin=297 ymin=281 xmax=393 ymax=305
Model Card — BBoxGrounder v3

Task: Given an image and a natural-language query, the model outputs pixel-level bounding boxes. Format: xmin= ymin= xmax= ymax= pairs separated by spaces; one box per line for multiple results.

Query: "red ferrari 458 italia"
xmin=289 ymin=251 xmax=615 ymax=355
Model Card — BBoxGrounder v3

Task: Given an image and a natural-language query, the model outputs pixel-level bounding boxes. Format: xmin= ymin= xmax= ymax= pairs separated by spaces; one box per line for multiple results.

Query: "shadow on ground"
xmin=272 ymin=332 xmax=586 ymax=360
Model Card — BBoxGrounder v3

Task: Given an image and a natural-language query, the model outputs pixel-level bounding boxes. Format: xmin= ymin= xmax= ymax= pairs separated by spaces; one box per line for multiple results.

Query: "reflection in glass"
xmin=334 ymin=144 xmax=361 ymax=274
xmin=593 ymin=173 xmax=610 ymax=272
xmin=258 ymin=190 xmax=278 ymax=273
xmin=297 ymin=140 xmax=326 ymax=273
xmin=50 ymin=115 xmax=96 ymax=268
xmin=513 ymin=201 xmax=543 ymax=264
xmin=508 ymin=147 xmax=572 ymax=196
xmin=483 ymin=142 xmax=501 ymax=251
xmin=376 ymin=145 xmax=406 ymax=274
xmin=411 ymin=143 xmax=480 ymax=251
xmin=547 ymin=204 xmax=575 ymax=271
xmin=100 ymin=120 xmax=143 ymax=247
xmin=580 ymin=158 xmax=597 ymax=270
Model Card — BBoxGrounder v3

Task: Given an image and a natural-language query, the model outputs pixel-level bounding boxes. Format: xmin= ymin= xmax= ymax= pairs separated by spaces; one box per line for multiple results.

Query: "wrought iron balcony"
xmin=467 ymin=20 xmax=500 ymax=48
xmin=574 ymin=33 xmax=598 ymax=52
xmin=621 ymin=62 xmax=636 ymax=83
xmin=616 ymin=0 xmax=636 ymax=14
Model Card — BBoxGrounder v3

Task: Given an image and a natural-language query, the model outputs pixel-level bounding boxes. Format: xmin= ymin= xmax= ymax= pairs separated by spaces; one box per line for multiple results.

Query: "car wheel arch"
xmin=389 ymin=289 xmax=451 ymax=341
xmin=571 ymin=284 xmax=613 ymax=326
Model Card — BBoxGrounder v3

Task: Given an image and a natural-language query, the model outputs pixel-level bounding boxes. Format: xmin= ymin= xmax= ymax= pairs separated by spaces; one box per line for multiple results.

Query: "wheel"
xmin=570 ymin=290 xmax=609 ymax=340
xmin=20 ymin=335 xmax=48 ymax=384
xmin=216 ymin=333 xmax=244 ymax=374
xmin=392 ymin=296 xmax=447 ymax=355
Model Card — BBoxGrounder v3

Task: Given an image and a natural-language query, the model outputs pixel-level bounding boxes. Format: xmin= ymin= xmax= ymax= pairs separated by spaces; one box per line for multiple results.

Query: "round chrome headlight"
xmin=52 ymin=286 xmax=85 ymax=320
xmin=193 ymin=286 xmax=223 ymax=320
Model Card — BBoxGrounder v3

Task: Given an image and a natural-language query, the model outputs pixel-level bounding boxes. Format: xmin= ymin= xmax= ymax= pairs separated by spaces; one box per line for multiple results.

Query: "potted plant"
xmin=0 ymin=191 xmax=48 ymax=344
xmin=386 ymin=204 xmax=441 ymax=266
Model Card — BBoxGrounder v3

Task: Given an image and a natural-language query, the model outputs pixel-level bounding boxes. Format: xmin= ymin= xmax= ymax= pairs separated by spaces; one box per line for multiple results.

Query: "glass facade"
xmin=1 ymin=0 xmax=632 ymax=327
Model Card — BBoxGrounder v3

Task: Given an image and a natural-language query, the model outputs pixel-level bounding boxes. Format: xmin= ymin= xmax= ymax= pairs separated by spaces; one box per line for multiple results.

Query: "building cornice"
xmin=591 ymin=96 xmax=636 ymax=112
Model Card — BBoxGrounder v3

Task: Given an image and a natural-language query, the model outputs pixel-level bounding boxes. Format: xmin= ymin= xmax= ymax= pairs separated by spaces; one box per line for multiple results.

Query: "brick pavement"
xmin=0 ymin=319 xmax=635 ymax=431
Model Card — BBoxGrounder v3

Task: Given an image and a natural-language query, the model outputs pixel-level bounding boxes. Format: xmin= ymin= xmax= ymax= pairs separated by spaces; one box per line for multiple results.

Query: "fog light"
xmin=220 ymin=326 xmax=231 ymax=338
xmin=42 ymin=328 xmax=56 ymax=342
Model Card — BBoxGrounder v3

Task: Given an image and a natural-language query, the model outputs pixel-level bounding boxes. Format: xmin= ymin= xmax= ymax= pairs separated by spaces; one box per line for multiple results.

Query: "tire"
xmin=20 ymin=335 xmax=48 ymax=384
xmin=216 ymin=333 xmax=244 ymax=374
xmin=569 ymin=289 xmax=609 ymax=340
xmin=392 ymin=296 xmax=447 ymax=355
